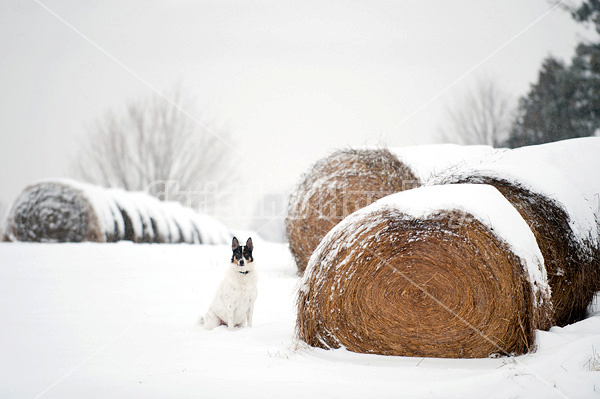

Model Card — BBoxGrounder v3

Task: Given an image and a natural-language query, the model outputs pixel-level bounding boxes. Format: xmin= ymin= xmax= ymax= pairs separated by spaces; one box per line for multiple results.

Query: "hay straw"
xmin=286 ymin=148 xmax=418 ymax=275
xmin=296 ymin=184 xmax=552 ymax=358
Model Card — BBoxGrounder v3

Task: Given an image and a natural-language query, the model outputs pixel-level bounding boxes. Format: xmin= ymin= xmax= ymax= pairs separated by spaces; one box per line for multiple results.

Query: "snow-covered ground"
xmin=1 ymin=242 xmax=599 ymax=399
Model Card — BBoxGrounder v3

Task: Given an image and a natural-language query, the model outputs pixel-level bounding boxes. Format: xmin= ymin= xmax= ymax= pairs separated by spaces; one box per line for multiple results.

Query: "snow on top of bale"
xmin=431 ymin=138 xmax=600 ymax=247
xmin=389 ymin=144 xmax=498 ymax=182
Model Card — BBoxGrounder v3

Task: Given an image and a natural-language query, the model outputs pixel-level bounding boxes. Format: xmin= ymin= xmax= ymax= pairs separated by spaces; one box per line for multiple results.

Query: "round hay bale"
xmin=3 ymin=181 xmax=105 ymax=243
xmin=286 ymin=148 xmax=419 ymax=275
xmin=297 ymin=184 xmax=552 ymax=358
xmin=432 ymin=138 xmax=600 ymax=326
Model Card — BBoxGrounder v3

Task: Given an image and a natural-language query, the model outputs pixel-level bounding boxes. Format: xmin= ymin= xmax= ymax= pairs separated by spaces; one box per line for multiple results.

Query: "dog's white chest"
xmin=208 ymin=269 xmax=258 ymax=327
xmin=219 ymin=275 xmax=256 ymax=302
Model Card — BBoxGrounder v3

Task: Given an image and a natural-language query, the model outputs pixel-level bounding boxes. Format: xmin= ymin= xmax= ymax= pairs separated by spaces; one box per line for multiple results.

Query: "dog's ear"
xmin=232 ymin=237 xmax=240 ymax=250
xmin=246 ymin=237 xmax=253 ymax=251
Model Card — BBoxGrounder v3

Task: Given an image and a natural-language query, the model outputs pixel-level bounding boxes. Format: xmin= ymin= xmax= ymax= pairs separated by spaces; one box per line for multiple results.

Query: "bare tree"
xmin=0 ymin=200 xmax=6 ymax=236
xmin=74 ymin=88 xmax=233 ymax=212
xmin=438 ymin=78 xmax=514 ymax=147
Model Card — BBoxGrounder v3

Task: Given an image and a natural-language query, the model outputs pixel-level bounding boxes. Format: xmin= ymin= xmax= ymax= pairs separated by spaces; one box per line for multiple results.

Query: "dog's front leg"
xmin=226 ymin=304 xmax=235 ymax=331
xmin=247 ymin=302 xmax=254 ymax=328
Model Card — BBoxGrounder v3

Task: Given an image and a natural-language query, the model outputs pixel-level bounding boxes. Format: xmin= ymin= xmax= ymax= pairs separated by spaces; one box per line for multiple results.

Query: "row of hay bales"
xmin=2 ymin=179 xmax=231 ymax=245
xmin=289 ymin=138 xmax=600 ymax=358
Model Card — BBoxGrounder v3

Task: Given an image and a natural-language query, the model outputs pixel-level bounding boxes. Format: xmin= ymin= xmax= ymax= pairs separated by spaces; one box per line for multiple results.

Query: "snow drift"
xmin=3 ymin=179 xmax=230 ymax=245
xmin=297 ymin=184 xmax=552 ymax=358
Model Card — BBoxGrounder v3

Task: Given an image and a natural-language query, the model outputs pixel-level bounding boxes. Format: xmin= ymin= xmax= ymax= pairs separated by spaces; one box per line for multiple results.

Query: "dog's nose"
xmin=239 ymin=260 xmax=245 ymax=266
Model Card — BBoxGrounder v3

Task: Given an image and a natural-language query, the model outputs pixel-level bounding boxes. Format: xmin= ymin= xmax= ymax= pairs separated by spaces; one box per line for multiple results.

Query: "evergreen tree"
xmin=571 ymin=0 xmax=600 ymax=33
xmin=504 ymin=1 xmax=600 ymax=147
xmin=570 ymin=1 xmax=600 ymax=135
xmin=506 ymin=58 xmax=582 ymax=147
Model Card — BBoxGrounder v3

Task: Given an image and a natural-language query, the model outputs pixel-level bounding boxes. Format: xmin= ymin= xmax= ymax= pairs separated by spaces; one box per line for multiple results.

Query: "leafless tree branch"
xmin=73 ymin=87 xmax=234 ymax=212
xmin=437 ymin=78 xmax=515 ymax=147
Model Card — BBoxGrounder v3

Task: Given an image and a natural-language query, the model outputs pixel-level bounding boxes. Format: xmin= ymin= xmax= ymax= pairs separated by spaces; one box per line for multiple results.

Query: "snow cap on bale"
xmin=389 ymin=144 xmax=497 ymax=182
xmin=297 ymin=184 xmax=552 ymax=358
xmin=431 ymin=137 xmax=600 ymax=326
xmin=3 ymin=179 xmax=231 ymax=245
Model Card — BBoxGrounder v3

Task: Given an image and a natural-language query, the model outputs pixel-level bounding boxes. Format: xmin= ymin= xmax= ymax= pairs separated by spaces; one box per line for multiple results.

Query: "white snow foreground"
xmin=1 ymin=242 xmax=599 ymax=399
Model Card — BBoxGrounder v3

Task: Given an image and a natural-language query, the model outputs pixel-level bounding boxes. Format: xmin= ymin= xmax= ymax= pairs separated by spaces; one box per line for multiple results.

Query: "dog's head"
xmin=231 ymin=237 xmax=254 ymax=270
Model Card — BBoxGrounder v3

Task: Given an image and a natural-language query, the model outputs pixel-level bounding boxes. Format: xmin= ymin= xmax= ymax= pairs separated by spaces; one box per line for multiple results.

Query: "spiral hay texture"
xmin=286 ymin=148 xmax=418 ymax=275
xmin=432 ymin=138 xmax=600 ymax=326
xmin=3 ymin=180 xmax=230 ymax=245
xmin=297 ymin=184 xmax=552 ymax=358
xmin=286 ymin=145 xmax=497 ymax=275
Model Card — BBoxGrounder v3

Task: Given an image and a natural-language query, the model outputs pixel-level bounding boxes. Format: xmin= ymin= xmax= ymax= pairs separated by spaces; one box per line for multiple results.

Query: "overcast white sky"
xmin=0 ymin=0 xmax=593 ymax=228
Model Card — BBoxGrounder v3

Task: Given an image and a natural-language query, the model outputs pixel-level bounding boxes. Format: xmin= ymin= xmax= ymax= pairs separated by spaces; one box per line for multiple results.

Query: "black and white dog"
xmin=201 ymin=237 xmax=257 ymax=330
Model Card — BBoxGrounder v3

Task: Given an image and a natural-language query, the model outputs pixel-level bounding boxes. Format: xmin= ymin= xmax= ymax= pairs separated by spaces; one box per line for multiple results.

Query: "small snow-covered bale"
xmin=432 ymin=137 xmax=600 ymax=326
xmin=297 ymin=184 xmax=552 ymax=358
xmin=286 ymin=145 xmax=497 ymax=275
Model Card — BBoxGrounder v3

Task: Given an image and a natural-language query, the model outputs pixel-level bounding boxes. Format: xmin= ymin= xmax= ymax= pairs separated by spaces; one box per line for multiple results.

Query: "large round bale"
xmin=3 ymin=179 xmax=231 ymax=245
xmin=431 ymin=137 xmax=600 ymax=326
xmin=297 ymin=184 xmax=552 ymax=358
xmin=286 ymin=145 xmax=497 ymax=275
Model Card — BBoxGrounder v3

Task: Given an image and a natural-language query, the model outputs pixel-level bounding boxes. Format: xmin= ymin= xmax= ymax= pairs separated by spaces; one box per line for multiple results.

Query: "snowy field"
xmin=1 ymin=241 xmax=599 ymax=399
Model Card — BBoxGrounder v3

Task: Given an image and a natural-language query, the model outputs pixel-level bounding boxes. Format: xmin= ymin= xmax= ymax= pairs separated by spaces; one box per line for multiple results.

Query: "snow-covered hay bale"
xmin=3 ymin=182 xmax=105 ymax=243
xmin=431 ymin=138 xmax=600 ymax=326
xmin=286 ymin=148 xmax=419 ymax=275
xmin=3 ymin=179 xmax=230 ymax=245
xmin=286 ymin=145 xmax=497 ymax=275
xmin=297 ymin=184 xmax=552 ymax=358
